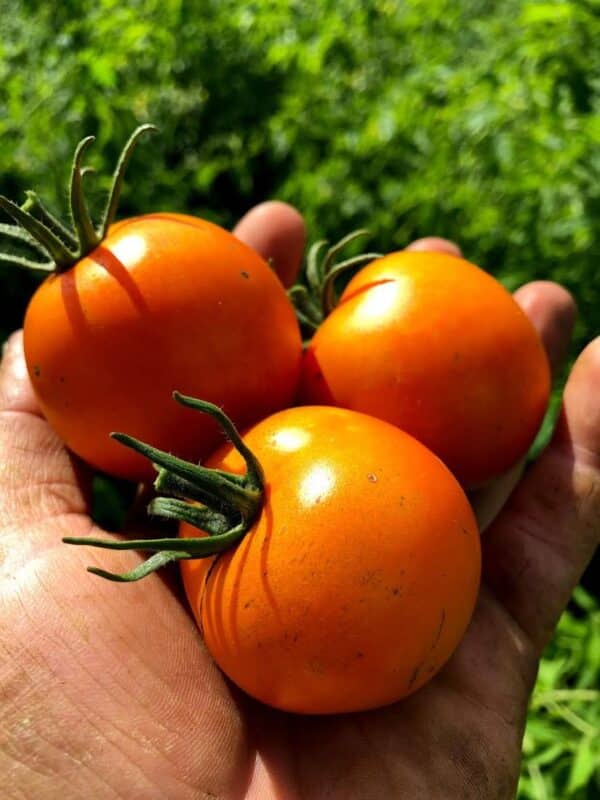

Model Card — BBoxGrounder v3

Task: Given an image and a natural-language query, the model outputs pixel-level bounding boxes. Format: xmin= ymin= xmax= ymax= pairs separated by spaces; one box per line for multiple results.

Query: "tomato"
xmin=23 ymin=212 xmax=302 ymax=480
xmin=2 ymin=127 xmax=302 ymax=480
xmin=180 ymin=405 xmax=481 ymax=714
xmin=107 ymin=211 xmax=191 ymax=235
xmin=298 ymin=250 xmax=550 ymax=488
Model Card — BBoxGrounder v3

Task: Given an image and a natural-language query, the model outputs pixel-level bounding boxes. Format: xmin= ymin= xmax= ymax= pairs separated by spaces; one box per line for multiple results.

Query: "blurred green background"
xmin=1 ymin=0 xmax=598 ymax=796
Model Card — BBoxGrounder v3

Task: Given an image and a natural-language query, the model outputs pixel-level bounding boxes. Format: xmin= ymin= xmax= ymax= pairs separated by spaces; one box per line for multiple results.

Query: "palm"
xmin=0 ymin=415 xmax=539 ymax=799
xmin=2 ymin=210 xmax=599 ymax=800
xmin=246 ymin=584 xmax=531 ymax=799
xmin=0 ymin=417 xmax=577 ymax=799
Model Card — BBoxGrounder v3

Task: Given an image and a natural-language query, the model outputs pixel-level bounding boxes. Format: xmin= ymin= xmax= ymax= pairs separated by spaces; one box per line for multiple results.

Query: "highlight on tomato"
xmin=0 ymin=126 xmax=302 ymax=480
xmin=64 ymin=394 xmax=481 ymax=715
xmin=296 ymin=248 xmax=551 ymax=488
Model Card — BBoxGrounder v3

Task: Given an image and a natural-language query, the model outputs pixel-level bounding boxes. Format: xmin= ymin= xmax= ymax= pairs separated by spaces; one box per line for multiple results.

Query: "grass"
xmin=519 ymin=586 xmax=600 ymax=798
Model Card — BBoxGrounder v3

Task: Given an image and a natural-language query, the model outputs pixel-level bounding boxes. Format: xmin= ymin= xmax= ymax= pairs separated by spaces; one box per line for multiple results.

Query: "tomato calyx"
xmin=288 ymin=229 xmax=381 ymax=338
xmin=0 ymin=124 xmax=155 ymax=275
xmin=63 ymin=392 xmax=265 ymax=582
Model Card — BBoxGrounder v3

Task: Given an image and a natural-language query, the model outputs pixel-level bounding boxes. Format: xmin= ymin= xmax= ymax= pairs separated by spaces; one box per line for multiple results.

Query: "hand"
xmin=1 ymin=209 xmax=598 ymax=799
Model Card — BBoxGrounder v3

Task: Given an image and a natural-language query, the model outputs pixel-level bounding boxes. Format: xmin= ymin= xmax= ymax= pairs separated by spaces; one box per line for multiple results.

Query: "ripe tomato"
xmin=298 ymin=250 xmax=550 ymax=488
xmin=180 ymin=405 xmax=481 ymax=714
xmin=24 ymin=212 xmax=302 ymax=480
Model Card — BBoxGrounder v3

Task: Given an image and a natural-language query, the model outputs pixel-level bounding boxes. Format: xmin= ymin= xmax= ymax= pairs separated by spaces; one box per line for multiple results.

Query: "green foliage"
xmin=1 ymin=0 xmax=599 ymax=347
xmin=519 ymin=587 xmax=600 ymax=799
xmin=1 ymin=2 xmax=599 ymax=795
xmin=91 ymin=474 xmax=137 ymax=531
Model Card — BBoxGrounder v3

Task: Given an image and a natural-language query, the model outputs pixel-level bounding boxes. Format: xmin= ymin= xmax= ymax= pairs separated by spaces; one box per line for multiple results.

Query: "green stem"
xmin=0 ymin=222 xmax=48 ymax=255
xmin=287 ymin=285 xmax=323 ymax=337
xmin=288 ymin=229 xmax=382 ymax=332
xmin=111 ymin=432 xmax=260 ymax=520
xmin=69 ymin=135 xmax=100 ymax=253
xmin=63 ymin=396 xmax=265 ymax=581
xmin=63 ymin=531 xmax=238 ymax=553
xmin=65 ymin=523 xmax=247 ymax=582
xmin=0 ymin=196 xmax=75 ymax=268
xmin=321 ymin=229 xmax=370 ymax=276
xmin=173 ymin=392 xmax=264 ymax=490
xmin=21 ymin=191 xmax=79 ymax=249
xmin=100 ymin=124 xmax=157 ymax=236
xmin=305 ymin=239 xmax=328 ymax=293
xmin=84 ymin=519 xmax=246 ymax=583
xmin=1 ymin=123 xmax=156 ymax=276
xmin=88 ymin=550 xmax=189 ymax=582
xmin=321 ymin=252 xmax=382 ymax=317
xmin=154 ymin=469 xmax=232 ymax=510
xmin=148 ymin=497 xmax=232 ymax=535
xmin=0 ymin=252 xmax=54 ymax=274
xmin=532 ymin=689 xmax=600 ymax=708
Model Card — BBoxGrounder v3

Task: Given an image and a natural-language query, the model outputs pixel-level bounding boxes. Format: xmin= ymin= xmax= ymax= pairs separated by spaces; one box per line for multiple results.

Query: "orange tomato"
xmin=24 ymin=213 xmax=302 ymax=480
xmin=298 ymin=251 xmax=550 ymax=488
xmin=181 ymin=405 xmax=481 ymax=714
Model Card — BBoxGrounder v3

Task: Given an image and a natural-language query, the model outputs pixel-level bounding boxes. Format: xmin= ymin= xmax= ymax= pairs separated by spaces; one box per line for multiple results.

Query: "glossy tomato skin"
xmin=298 ymin=251 xmax=551 ymax=488
xmin=24 ymin=213 xmax=302 ymax=480
xmin=181 ymin=406 xmax=481 ymax=715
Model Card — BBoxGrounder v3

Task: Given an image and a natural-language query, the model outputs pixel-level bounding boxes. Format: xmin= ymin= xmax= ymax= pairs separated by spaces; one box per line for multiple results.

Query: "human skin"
xmin=1 ymin=202 xmax=598 ymax=799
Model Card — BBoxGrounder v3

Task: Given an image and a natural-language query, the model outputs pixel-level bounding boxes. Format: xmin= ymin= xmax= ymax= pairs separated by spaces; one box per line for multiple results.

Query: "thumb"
xmin=482 ymin=336 xmax=600 ymax=654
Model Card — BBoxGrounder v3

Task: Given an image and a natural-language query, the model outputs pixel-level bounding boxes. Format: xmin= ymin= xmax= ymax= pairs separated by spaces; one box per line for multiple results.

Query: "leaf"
xmin=520 ymin=3 xmax=575 ymax=25
xmin=88 ymin=56 xmax=117 ymax=89
xmin=566 ymin=735 xmax=599 ymax=793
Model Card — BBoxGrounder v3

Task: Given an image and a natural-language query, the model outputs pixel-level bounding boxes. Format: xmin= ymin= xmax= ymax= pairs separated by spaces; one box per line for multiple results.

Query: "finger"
xmin=482 ymin=336 xmax=600 ymax=654
xmin=469 ymin=282 xmax=577 ymax=529
xmin=513 ymin=280 xmax=576 ymax=378
xmin=469 ymin=459 xmax=526 ymax=532
xmin=0 ymin=330 xmax=41 ymax=414
xmin=233 ymin=201 xmax=306 ymax=288
xmin=405 ymin=237 xmax=462 ymax=257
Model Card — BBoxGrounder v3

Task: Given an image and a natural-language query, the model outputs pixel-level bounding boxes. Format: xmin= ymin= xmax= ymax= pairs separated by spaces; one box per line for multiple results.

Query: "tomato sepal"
xmin=62 ymin=393 xmax=265 ymax=581
xmin=0 ymin=124 xmax=156 ymax=275
xmin=288 ymin=229 xmax=381 ymax=337
xmin=67 ymin=522 xmax=248 ymax=583
xmin=21 ymin=190 xmax=78 ymax=249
